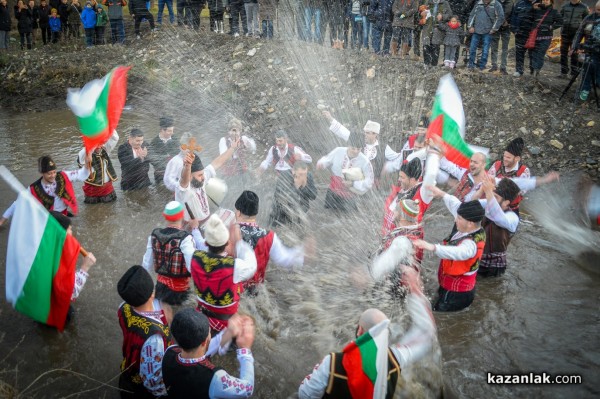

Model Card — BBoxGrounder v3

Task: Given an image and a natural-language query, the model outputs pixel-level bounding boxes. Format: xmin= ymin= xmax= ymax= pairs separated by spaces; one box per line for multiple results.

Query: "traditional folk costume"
xmin=163 ymin=309 xmax=254 ymax=398
xmin=433 ymin=197 xmax=486 ymax=312
xmin=298 ymin=293 xmax=436 ymax=399
xmin=259 ymin=137 xmax=312 ymax=174
xmin=487 ymin=137 xmax=530 ymax=212
xmin=218 ymin=118 xmax=257 ymax=176
xmin=191 ymin=214 xmax=257 ymax=333
xmin=376 ymin=199 xmax=423 ymax=263
xmin=3 ymin=156 xmax=89 ymax=221
xmin=142 ymin=201 xmax=195 ymax=305
xmin=163 ymin=152 xmax=185 ymax=192
xmin=117 ymin=266 xmax=172 ymax=398
xmin=384 ymin=131 xmax=426 ymax=174
xmin=77 ymin=130 xmax=119 ymax=204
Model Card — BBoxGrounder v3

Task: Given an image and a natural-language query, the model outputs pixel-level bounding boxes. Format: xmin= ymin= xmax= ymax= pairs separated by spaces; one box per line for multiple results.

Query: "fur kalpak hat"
xmin=117 ymin=266 xmax=154 ymax=307
xmin=38 ymin=155 xmax=57 ymax=173
xmin=205 ymin=178 xmax=228 ymax=207
xmin=505 ymin=137 xmax=525 ymax=157
xmin=190 ymin=153 xmax=204 ymax=173
xmin=363 ymin=120 xmax=381 ymax=134
xmin=235 ymin=190 xmax=259 ymax=216
xmin=163 ymin=201 xmax=184 ymax=221
xmin=457 ymin=200 xmax=485 ymax=223
xmin=204 ymin=214 xmax=229 ymax=247
xmin=171 ymin=308 xmax=210 ymax=350
xmin=401 ymin=158 xmax=422 ymax=180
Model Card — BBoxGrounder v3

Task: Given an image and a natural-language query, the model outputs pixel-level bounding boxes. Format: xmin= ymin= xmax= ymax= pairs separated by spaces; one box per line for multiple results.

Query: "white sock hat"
xmin=363 ymin=120 xmax=381 ymax=134
xmin=204 ymin=214 xmax=229 ymax=247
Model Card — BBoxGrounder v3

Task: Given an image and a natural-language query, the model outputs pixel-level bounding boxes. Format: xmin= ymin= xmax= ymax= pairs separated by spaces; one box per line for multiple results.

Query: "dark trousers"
xmin=61 ymin=19 xmax=68 ymax=38
xmin=69 ymin=22 xmax=81 ymax=38
xmin=40 ymin=24 xmax=51 ymax=44
xmin=560 ymin=31 xmax=579 ymax=75
xmin=20 ymin=32 xmax=32 ymax=49
xmin=530 ymin=38 xmax=551 ymax=72
xmin=477 ymin=266 xmax=506 ymax=278
xmin=324 ymin=189 xmax=357 ymax=212
xmin=110 ymin=19 xmax=125 ymax=43
xmin=371 ymin=25 xmax=392 ymax=55
xmin=134 ymin=9 xmax=155 ymax=34
xmin=187 ymin=5 xmax=201 ymax=29
xmin=514 ymin=32 xmax=529 ymax=74
xmin=413 ymin=26 xmax=421 ymax=56
xmin=433 ymin=286 xmax=475 ymax=312
xmin=176 ymin=0 xmax=185 ymax=25
xmin=51 ymin=30 xmax=60 ymax=43
xmin=229 ymin=1 xmax=247 ymax=34
xmin=423 ymin=44 xmax=440 ymax=66
xmin=84 ymin=27 xmax=94 ymax=46
xmin=95 ymin=26 xmax=105 ymax=44
xmin=262 ymin=18 xmax=273 ymax=38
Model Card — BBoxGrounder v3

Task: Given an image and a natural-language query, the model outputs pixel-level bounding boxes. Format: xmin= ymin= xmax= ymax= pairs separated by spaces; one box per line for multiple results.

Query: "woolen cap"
xmin=235 ymin=190 xmax=259 ymax=216
xmin=505 ymin=137 xmax=524 ymax=157
xmin=190 ymin=153 xmax=204 ymax=173
xmin=163 ymin=201 xmax=184 ymax=221
xmin=117 ymin=266 xmax=154 ymax=307
xmin=363 ymin=120 xmax=381 ymax=134
xmin=203 ymin=214 xmax=229 ymax=247
xmin=400 ymin=158 xmax=422 ymax=180
xmin=495 ymin=178 xmax=521 ymax=203
xmin=171 ymin=308 xmax=210 ymax=350
xmin=38 ymin=155 xmax=57 ymax=173
xmin=457 ymin=200 xmax=485 ymax=223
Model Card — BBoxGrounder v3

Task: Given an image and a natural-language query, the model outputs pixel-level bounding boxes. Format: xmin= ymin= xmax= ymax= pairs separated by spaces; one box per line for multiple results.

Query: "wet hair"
xmin=129 ymin=128 xmax=144 ymax=138
xmin=159 ymin=116 xmax=174 ymax=129
xmin=208 ymin=243 xmax=227 ymax=254
xmin=274 ymin=129 xmax=288 ymax=140
xmin=495 ymin=178 xmax=521 ymax=203
xmin=293 ymin=161 xmax=309 ymax=171
xmin=171 ymin=308 xmax=210 ymax=351
xmin=235 ymin=190 xmax=259 ymax=216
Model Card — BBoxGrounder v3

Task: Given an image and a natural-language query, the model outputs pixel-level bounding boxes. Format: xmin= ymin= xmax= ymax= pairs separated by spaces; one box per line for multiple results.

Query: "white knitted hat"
xmin=205 ymin=178 xmax=228 ymax=207
xmin=363 ymin=120 xmax=381 ymax=134
xmin=203 ymin=214 xmax=229 ymax=247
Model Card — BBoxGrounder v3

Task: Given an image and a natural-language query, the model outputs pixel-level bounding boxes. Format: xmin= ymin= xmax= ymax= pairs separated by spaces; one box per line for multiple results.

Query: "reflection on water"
xmin=0 ymin=109 xmax=599 ymax=398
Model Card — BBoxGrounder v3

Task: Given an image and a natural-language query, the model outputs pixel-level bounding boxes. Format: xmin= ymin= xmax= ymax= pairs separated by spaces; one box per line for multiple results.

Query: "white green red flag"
xmin=426 ymin=74 xmax=473 ymax=170
xmin=342 ymin=319 xmax=390 ymax=399
xmin=5 ymin=187 xmax=80 ymax=331
xmin=66 ymin=66 xmax=131 ymax=154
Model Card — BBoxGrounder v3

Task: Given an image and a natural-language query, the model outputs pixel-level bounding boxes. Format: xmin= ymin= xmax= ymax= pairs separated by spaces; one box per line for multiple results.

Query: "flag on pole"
xmin=426 ymin=74 xmax=473 ymax=170
xmin=66 ymin=66 xmax=131 ymax=154
xmin=341 ymin=319 xmax=390 ymax=399
xmin=5 ymin=189 xmax=80 ymax=331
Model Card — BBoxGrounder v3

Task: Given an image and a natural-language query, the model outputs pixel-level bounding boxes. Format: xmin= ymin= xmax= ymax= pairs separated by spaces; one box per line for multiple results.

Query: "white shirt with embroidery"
xmin=316 ymin=147 xmax=374 ymax=194
xmin=259 ymin=144 xmax=312 ymax=171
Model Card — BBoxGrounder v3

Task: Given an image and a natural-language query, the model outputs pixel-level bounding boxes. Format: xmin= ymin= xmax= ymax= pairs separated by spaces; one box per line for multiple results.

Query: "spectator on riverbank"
xmin=95 ymin=4 xmax=108 ymax=44
xmin=15 ymin=0 xmax=33 ymax=50
xmin=0 ymin=0 xmax=11 ymax=51
xmin=81 ymin=0 xmax=96 ymax=46
xmin=68 ymin=0 xmax=82 ymax=39
xmin=103 ymin=0 xmax=126 ymax=44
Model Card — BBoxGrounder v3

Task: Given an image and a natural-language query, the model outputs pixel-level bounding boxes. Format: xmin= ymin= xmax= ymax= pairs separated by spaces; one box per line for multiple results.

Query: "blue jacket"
xmin=80 ymin=6 xmax=96 ymax=28
xmin=510 ymin=0 xmax=533 ymax=34
xmin=48 ymin=15 xmax=61 ymax=31
xmin=369 ymin=0 xmax=395 ymax=29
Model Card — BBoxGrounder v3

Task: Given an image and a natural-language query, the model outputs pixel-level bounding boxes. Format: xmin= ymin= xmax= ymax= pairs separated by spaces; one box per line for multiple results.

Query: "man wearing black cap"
xmin=488 ymin=137 xmax=530 ymax=180
xmin=317 ymin=130 xmax=375 ymax=211
xmin=149 ymin=116 xmax=180 ymax=186
xmin=258 ymin=129 xmax=313 ymax=175
xmin=234 ymin=190 xmax=304 ymax=291
xmin=414 ymin=191 xmax=487 ymax=312
xmin=162 ymin=309 xmax=256 ymax=398
xmin=1 ymin=155 xmax=89 ymax=226
xmin=117 ymin=265 xmax=172 ymax=398
xmin=117 ymin=128 xmax=152 ymax=191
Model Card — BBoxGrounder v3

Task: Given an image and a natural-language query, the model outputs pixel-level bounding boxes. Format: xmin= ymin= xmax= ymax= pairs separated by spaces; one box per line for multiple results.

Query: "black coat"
xmin=0 ymin=4 xmax=11 ymax=31
xmin=57 ymin=2 xmax=69 ymax=21
xmin=15 ymin=6 xmax=33 ymax=33
xmin=369 ymin=0 xmax=395 ymax=29
xmin=117 ymin=142 xmax=152 ymax=191
xmin=38 ymin=4 xmax=50 ymax=26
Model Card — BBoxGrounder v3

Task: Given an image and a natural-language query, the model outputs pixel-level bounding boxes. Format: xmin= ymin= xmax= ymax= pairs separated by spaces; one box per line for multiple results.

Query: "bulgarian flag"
xmin=342 ymin=319 xmax=390 ymax=399
xmin=66 ymin=66 xmax=131 ymax=154
xmin=3 ymin=167 xmax=80 ymax=332
xmin=426 ymin=74 xmax=473 ymax=170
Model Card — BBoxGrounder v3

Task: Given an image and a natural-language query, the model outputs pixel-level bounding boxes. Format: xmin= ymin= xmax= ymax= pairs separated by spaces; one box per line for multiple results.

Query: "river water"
xmin=0 ymin=105 xmax=599 ymax=399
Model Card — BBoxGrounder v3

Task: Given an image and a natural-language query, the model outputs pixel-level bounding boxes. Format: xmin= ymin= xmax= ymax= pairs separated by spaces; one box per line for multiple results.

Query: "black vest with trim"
xmin=79 ymin=148 xmax=118 ymax=186
xmin=162 ymin=346 xmax=222 ymax=399
xmin=323 ymin=349 xmax=400 ymax=399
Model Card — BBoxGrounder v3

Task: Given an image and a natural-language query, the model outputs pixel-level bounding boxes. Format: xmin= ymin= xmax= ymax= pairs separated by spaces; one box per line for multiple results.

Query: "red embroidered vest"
xmin=30 ymin=171 xmax=78 ymax=215
xmin=438 ymin=229 xmax=486 ymax=292
xmin=238 ymin=222 xmax=275 ymax=287
xmin=191 ymin=251 xmax=241 ymax=316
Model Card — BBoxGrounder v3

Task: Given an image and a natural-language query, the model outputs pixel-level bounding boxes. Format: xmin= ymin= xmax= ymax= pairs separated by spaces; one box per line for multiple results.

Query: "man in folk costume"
xmin=163 ymin=132 xmax=194 ymax=192
xmin=258 ymin=129 xmax=312 ymax=175
xmin=376 ymin=198 xmax=424 ymax=264
xmin=438 ymin=151 xmax=489 ymax=202
xmin=191 ymin=214 xmax=257 ymax=335
xmin=383 ymin=130 xmax=427 ymax=174
xmin=162 ymin=309 xmax=256 ymax=398
xmin=234 ymin=190 xmax=304 ymax=291
xmin=149 ymin=116 xmax=180 ymax=186
xmin=76 ymin=130 xmax=119 ymax=204
xmin=218 ymin=117 xmax=257 ymax=177
xmin=317 ymin=130 xmax=375 ymax=211
xmin=323 ymin=111 xmax=392 ymax=184
xmin=1 ymin=155 xmax=89 ymax=226
xmin=487 ymin=137 xmax=530 ymax=212
xmin=117 ymin=265 xmax=172 ymax=398
xmin=414 ymin=193 xmax=486 ymax=312
xmin=142 ymin=201 xmax=195 ymax=314
xmin=176 ymin=143 xmax=240 ymax=227
xmin=298 ymin=267 xmax=436 ymax=399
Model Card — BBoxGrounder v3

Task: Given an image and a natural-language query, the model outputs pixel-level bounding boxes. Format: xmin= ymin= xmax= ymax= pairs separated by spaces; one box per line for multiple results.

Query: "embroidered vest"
xmin=382 ymin=183 xmax=429 ymax=236
xmin=30 ymin=171 xmax=78 ymax=215
xmin=80 ymin=148 xmax=117 ymax=186
xmin=323 ymin=349 xmax=400 ymax=399
xmin=117 ymin=303 xmax=171 ymax=384
xmin=454 ymin=172 xmax=474 ymax=202
xmin=239 ymin=223 xmax=275 ymax=287
xmin=222 ymin=138 xmax=249 ymax=176
xmin=491 ymin=160 xmax=528 ymax=210
xmin=151 ymin=227 xmax=191 ymax=278
xmin=272 ymin=143 xmax=296 ymax=167
xmin=191 ymin=251 xmax=241 ymax=315
xmin=379 ymin=225 xmax=425 ymax=263
xmin=482 ymin=216 xmax=513 ymax=255
xmin=438 ymin=228 xmax=486 ymax=292
xmin=162 ymin=346 xmax=221 ymax=399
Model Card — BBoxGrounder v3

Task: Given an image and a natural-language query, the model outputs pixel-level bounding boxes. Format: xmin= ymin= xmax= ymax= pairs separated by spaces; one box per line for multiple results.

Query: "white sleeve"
xmin=434 ymin=239 xmax=477 ymax=260
xmin=181 ymin=235 xmax=196 ymax=273
xmin=209 ymin=349 xmax=254 ymax=398
xmin=510 ymin=177 xmax=537 ymax=192
xmin=233 ymin=240 xmax=258 ymax=283
xmin=191 ymin=228 xmax=207 ymax=251
xmin=420 ymin=152 xmax=440 ymax=205
xmin=141 ymin=236 xmax=154 ymax=271
xmin=163 ymin=156 xmax=182 ymax=192
xmin=406 ymin=147 xmax=427 ymax=163
xmin=298 ymin=355 xmax=331 ymax=399
xmin=295 ymin=147 xmax=312 ymax=164
xmin=329 ymin=118 xmax=350 ymax=141
xmin=71 ymin=269 xmax=89 ymax=300
xmin=439 ymin=157 xmax=467 ymax=180
xmin=242 ymin=136 xmax=257 ymax=154
xmin=77 ymin=148 xmax=87 ymax=166
xmin=260 ymin=146 xmax=275 ymax=170
xmin=316 ymin=148 xmax=336 ymax=170
xmin=352 ymin=159 xmax=374 ymax=193
xmin=218 ymin=137 xmax=228 ymax=155
xmin=204 ymin=164 xmax=217 ymax=181
xmin=66 ymin=167 xmax=90 ymax=182
xmin=2 ymin=201 xmax=16 ymax=220
xmin=481 ymin=198 xmax=519 ymax=233
xmin=105 ymin=130 xmax=120 ymax=153
xmin=205 ymin=329 xmax=232 ymax=357
xmin=269 ymin=233 xmax=304 ymax=269
xmin=442 ymin=193 xmax=462 ymax=217
xmin=140 ymin=334 xmax=168 ymax=397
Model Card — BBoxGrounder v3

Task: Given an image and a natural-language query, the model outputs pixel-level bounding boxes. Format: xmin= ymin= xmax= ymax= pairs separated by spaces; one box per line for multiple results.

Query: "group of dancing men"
xmin=1 ymin=111 xmax=561 ymax=398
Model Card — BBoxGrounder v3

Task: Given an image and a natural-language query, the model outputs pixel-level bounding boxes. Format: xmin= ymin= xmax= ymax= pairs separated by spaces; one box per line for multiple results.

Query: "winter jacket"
xmin=572 ymin=12 xmax=600 ymax=52
xmin=58 ymin=2 xmax=69 ymax=22
xmin=496 ymin=0 xmax=513 ymax=30
xmin=530 ymin=4 xmax=561 ymax=37
xmin=96 ymin=6 xmax=108 ymax=25
xmin=438 ymin=21 xmax=465 ymax=45
xmin=420 ymin=0 xmax=453 ymax=44
xmin=510 ymin=0 xmax=534 ymax=34
xmin=128 ymin=0 xmax=148 ymax=14
xmin=68 ymin=3 xmax=82 ymax=23
xmin=259 ymin=0 xmax=277 ymax=18
xmin=468 ymin=0 xmax=505 ymax=34
xmin=369 ymin=0 xmax=395 ymax=30
xmin=15 ymin=6 xmax=33 ymax=33
xmin=392 ymin=0 xmax=418 ymax=28
xmin=80 ymin=5 xmax=96 ymax=27
xmin=48 ymin=14 xmax=61 ymax=30
xmin=31 ymin=5 xmax=39 ymax=28
xmin=0 ymin=4 xmax=11 ymax=31
xmin=37 ymin=4 xmax=50 ymax=25
xmin=103 ymin=0 xmax=126 ymax=20
xmin=325 ymin=0 xmax=345 ymax=24
xmin=560 ymin=1 xmax=588 ymax=35
xmin=243 ymin=0 xmax=257 ymax=4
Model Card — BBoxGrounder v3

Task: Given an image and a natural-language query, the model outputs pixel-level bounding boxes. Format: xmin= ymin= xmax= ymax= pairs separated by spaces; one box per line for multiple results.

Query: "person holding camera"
xmin=558 ymin=0 xmax=589 ymax=79
xmin=369 ymin=0 xmax=395 ymax=55
xmin=570 ymin=0 xmax=600 ymax=101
